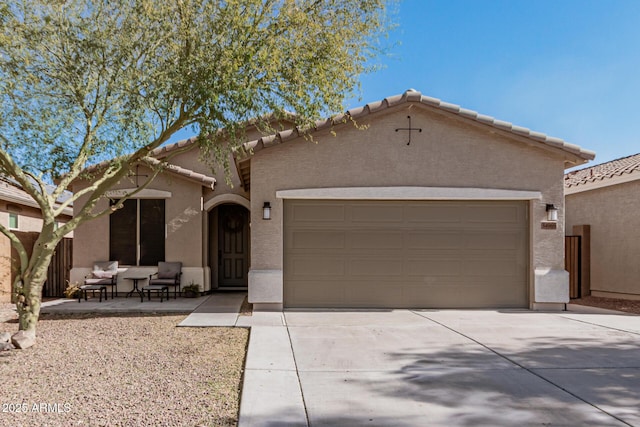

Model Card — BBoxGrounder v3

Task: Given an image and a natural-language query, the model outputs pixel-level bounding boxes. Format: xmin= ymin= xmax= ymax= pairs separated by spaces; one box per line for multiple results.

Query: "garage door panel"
xmin=351 ymin=204 xmax=404 ymax=223
xmin=405 ymin=232 xmax=464 ymax=249
xmin=291 ymin=204 xmax=345 ymax=222
xmin=405 ymin=205 xmax=463 ymax=223
xmin=405 ymin=258 xmax=461 ymax=276
xmin=349 ymin=258 xmax=403 ymax=276
xmin=350 ymin=231 xmax=403 ymax=249
xmin=464 ymin=232 xmax=522 ymax=249
xmin=284 ymin=200 xmax=528 ymax=308
xmin=344 ymin=282 xmax=404 ymax=307
xmin=289 ymin=257 xmax=345 ymax=276
xmin=285 ymin=281 xmax=346 ymax=306
xmin=464 ymin=258 xmax=521 ymax=276
xmin=465 ymin=204 xmax=523 ymax=224
xmin=291 ymin=231 xmax=345 ymax=249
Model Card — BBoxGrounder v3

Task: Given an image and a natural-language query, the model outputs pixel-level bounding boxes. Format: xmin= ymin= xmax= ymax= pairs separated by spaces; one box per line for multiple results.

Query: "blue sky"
xmin=172 ymin=0 xmax=639 ymax=168
xmin=346 ymin=0 xmax=640 ymax=167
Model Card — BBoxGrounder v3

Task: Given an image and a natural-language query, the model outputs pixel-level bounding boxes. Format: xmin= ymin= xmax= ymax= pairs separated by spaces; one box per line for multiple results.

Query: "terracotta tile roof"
xmin=142 ymin=157 xmax=216 ymax=189
xmin=564 ymin=153 xmax=640 ymax=189
xmin=239 ymin=89 xmax=595 ymax=164
xmin=80 ymin=89 xmax=595 ymax=193
xmin=82 ymin=153 xmax=216 ymax=189
xmin=150 ymin=138 xmax=196 ymax=158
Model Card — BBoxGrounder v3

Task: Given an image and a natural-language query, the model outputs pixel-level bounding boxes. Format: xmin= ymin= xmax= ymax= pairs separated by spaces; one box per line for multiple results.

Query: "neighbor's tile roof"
xmin=0 ymin=176 xmax=73 ymax=216
xmin=564 ymin=153 xmax=640 ymax=189
xmin=0 ymin=176 xmax=34 ymax=206
xmin=240 ymin=89 xmax=595 ymax=163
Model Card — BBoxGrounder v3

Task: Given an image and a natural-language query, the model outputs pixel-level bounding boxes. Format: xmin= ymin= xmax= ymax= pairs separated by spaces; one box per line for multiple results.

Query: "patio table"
xmin=124 ymin=276 xmax=146 ymax=303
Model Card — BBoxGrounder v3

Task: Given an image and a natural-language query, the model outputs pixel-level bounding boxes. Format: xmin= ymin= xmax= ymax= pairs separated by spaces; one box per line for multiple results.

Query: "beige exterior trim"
xmin=203 ymin=193 xmax=251 ymax=211
xmin=276 ymin=187 xmax=542 ymax=201
xmin=105 ymin=188 xmax=172 ymax=199
xmin=565 ymin=170 xmax=640 ymax=195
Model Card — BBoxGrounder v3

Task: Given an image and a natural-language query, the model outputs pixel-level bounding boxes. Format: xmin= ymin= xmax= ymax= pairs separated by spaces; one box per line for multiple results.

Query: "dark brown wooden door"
xmin=217 ymin=204 xmax=249 ymax=287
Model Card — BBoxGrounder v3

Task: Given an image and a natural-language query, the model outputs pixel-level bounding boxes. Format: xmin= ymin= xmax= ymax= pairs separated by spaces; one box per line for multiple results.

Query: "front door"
xmin=217 ymin=204 xmax=249 ymax=288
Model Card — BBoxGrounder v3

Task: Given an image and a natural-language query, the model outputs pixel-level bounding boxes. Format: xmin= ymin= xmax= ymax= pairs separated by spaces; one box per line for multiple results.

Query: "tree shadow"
xmin=321 ymin=336 xmax=640 ymax=427
xmin=284 ymin=312 xmax=640 ymax=427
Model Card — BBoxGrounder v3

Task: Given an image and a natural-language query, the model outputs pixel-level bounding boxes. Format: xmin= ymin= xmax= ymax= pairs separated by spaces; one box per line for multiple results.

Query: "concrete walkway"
xmin=178 ymin=292 xmax=247 ymax=326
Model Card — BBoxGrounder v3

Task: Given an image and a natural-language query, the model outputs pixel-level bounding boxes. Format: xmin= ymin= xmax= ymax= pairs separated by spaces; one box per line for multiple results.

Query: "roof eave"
xmin=239 ymin=89 xmax=596 ymax=163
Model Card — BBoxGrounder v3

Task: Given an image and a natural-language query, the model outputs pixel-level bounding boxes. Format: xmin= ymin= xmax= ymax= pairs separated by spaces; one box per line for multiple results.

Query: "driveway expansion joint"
xmin=283 ymin=313 xmax=311 ymax=427
xmin=412 ymin=310 xmax=635 ymax=427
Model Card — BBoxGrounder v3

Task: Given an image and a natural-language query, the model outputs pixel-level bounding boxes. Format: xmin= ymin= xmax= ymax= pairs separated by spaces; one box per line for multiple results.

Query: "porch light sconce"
xmin=545 ymin=204 xmax=558 ymax=222
xmin=262 ymin=202 xmax=272 ymax=220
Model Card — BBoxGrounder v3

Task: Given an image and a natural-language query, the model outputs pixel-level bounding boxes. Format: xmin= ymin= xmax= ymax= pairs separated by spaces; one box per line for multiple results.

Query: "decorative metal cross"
xmin=395 ymin=115 xmax=422 ymax=145
xmin=130 ymin=165 xmax=148 ymax=187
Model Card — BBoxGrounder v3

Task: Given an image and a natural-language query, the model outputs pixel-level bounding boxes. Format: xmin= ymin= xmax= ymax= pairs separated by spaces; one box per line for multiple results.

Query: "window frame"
xmin=109 ymin=198 xmax=166 ymax=266
xmin=8 ymin=212 xmax=18 ymax=230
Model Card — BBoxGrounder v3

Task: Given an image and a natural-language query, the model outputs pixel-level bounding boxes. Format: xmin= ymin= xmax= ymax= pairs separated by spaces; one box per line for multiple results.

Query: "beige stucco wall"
xmin=566 ymin=180 xmax=640 ymax=299
xmin=71 ymin=167 xmax=209 ymax=292
xmin=0 ymin=204 xmax=69 ymax=233
xmin=168 ymin=149 xmax=249 ymax=205
xmin=248 ymin=104 xmax=569 ymax=308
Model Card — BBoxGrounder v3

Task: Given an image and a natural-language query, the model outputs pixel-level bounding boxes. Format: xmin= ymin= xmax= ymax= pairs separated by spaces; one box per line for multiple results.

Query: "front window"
xmin=8 ymin=212 xmax=18 ymax=229
xmin=109 ymin=199 xmax=165 ymax=266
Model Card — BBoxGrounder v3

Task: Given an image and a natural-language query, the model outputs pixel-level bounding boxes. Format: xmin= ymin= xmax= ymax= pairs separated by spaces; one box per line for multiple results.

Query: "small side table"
xmin=124 ymin=276 xmax=147 ymax=302
xmin=78 ymin=284 xmax=107 ymax=302
xmin=141 ymin=284 xmax=170 ymax=302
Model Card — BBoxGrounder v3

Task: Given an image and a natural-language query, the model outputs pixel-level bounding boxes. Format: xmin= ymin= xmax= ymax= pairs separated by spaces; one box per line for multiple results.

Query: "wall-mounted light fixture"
xmin=262 ymin=202 xmax=271 ymax=220
xmin=545 ymin=204 xmax=558 ymax=222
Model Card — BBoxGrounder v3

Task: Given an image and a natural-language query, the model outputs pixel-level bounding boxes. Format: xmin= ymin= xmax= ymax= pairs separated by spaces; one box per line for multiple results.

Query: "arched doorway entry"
xmin=208 ymin=203 xmax=250 ymax=289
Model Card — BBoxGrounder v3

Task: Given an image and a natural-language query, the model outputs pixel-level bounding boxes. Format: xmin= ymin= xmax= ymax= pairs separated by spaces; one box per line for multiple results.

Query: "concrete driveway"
xmin=239 ymin=309 xmax=640 ymax=426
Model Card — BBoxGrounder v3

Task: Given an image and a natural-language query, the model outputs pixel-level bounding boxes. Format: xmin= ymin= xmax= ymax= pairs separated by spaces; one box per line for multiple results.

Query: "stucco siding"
xmin=251 ymin=106 xmax=565 ymax=269
xmin=566 ymin=180 xmax=640 ymax=298
xmin=73 ymin=169 xmax=204 ymax=268
xmin=169 ymin=148 xmax=249 ymax=201
xmin=248 ymin=105 xmax=568 ymax=307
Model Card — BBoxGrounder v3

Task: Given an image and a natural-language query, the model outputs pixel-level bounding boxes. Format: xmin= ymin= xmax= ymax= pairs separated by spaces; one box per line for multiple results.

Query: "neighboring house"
xmin=0 ymin=177 xmax=73 ymax=302
xmin=565 ymin=153 xmax=640 ymax=301
xmin=70 ymin=89 xmax=595 ymax=310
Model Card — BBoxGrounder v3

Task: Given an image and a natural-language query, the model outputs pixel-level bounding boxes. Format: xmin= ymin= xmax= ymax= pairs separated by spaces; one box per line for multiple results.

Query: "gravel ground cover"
xmin=0 ymin=309 xmax=248 ymax=427
xmin=571 ymin=295 xmax=640 ymax=315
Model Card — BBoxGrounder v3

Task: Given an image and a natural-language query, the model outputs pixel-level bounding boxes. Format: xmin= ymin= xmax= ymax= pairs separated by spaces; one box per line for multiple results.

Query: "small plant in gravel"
xmin=182 ymin=282 xmax=200 ymax=298
xmin=63 ymin=282 xmax=81 ymax=299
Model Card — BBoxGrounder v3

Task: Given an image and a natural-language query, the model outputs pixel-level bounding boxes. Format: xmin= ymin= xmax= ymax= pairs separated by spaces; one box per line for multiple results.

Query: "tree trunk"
xmin=16 ymin=246 xmax=54 ymax=335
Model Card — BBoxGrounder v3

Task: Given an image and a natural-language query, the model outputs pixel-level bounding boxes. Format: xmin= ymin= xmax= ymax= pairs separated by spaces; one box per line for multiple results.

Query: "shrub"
xmin=64 ymin=282 xmax=81 ymax=299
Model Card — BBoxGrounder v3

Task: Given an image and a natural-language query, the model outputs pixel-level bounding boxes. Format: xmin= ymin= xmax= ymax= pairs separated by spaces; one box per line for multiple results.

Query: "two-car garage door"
xmin=284 ymin=200 xmax=528 ymax=308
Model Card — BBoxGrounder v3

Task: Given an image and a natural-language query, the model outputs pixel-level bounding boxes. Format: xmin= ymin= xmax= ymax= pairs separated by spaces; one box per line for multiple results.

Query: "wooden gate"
xmin=44 ymin=238 xmax=73 ymax=297
xmin=11 ymin=233 xmax=73 ymax=298
xmin=565 ymin=235 xmax=581 ymax=299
